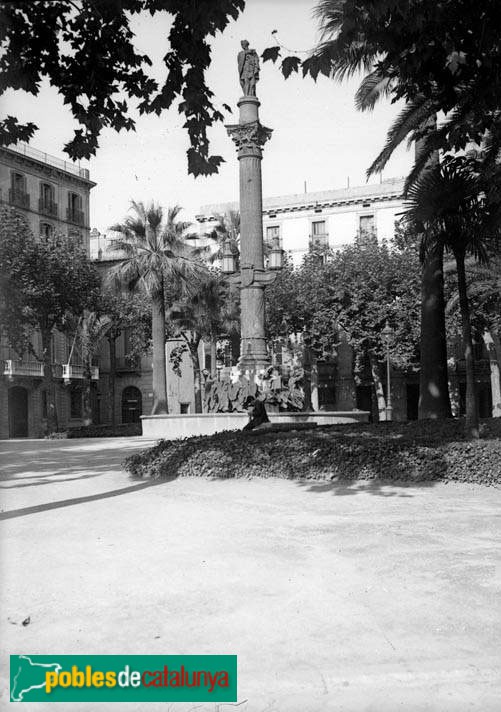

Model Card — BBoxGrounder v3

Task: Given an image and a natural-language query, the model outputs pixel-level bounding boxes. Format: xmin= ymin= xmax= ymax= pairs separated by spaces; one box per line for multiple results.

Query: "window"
xmin=12 ymin=172 xmax=25 ymax=191
xmin=10 ymin=172 xmax=29 ymax=207
xmin=67 ymin=192 xmax=83 ymax=225
xmin=265 ymin=225 xmax=281 ymax=252
xmin=180 ymin=403 xmax=190 ymax=414
xmin=358 ymin=215 xmax=376 ymax=245
xmin=70 ymin=388 xmax=83 ymax=419
xmin=266 ymin=225 xmax=280 ymax=240
xmin=359 ymin=214 xmax=375 ymax=234
xmin=312 ymin=220 xmax=326 ymax=236
xmin=40 ymin=222 xmax=54 ymax=239
xmin=310 ymin=220 xmax=328 ymax=252
xmin=39 ymin=182 xmax=57 ymax=217
xmin=41 ymin=390 xmax=48 ymax=419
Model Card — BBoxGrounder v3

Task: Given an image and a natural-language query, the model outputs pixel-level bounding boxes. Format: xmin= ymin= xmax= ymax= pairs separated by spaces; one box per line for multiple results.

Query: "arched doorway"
xmin=9 ymin=386 xmax=29 ymax=437
xmin=121 ymin=386 xmax=142 ymax=424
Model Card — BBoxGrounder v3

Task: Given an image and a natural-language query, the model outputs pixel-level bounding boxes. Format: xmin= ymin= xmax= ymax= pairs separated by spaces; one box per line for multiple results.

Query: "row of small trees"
xmin=2 ymin=196 xmax=499 ymax=434
xmin=0 ymin=202 xmax=238 ymax=432
xmin=266 ymin=227 xmax=501 ymax=423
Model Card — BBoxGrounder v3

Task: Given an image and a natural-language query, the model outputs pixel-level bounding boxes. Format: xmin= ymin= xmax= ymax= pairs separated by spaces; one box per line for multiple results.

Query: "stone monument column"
xmin=226 ymin=41 xmax=274 ymax=372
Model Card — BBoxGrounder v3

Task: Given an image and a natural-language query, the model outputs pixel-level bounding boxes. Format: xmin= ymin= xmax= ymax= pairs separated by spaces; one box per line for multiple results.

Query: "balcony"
xmin=39 ymin=198 xmax=58 ymax=217
xmin=62 ymin=364 xmax=99 ymax=381
xmin=66 ymin=207 xmax=85 ymax=226
xmin=309 ymin=234 xmax=329 ymax=250
xmin=9 ymin=188 xmax=30 ymax=209
xmin=115 ymin=356 xmax=141 ymax=373
xmin=3 ymin=359 xmax=44 ymax=378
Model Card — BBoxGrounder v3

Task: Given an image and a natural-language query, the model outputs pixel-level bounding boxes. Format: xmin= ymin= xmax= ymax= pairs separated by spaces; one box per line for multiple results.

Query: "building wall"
xmin=197 ymin=177 xmax=406 ymax=267
xmin=0 ymin=144 xmax=95 ymax=254
xmin=0 ymin=144 xmax=96 ymax=438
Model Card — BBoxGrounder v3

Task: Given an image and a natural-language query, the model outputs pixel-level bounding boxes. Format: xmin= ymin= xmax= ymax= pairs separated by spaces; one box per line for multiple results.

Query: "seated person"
xmin=242 ymin=396 xmax=270 ymax=431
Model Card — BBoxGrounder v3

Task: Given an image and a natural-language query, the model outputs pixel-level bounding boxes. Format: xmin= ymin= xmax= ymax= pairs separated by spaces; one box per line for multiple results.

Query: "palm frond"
xmin=355 ymin=69 xmax=393 ymax=112
xmin=368 ymin=95 xmax=436 ymax=177
xmin=314 ymin=0 xmax=346 ymax=35
xmin=404 ymin=159 xmax=501 ymax=265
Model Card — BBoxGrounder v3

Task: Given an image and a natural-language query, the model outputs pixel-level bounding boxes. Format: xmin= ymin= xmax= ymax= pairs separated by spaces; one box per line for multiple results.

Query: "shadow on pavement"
xmin=0 ymin=478 xmax=174 ymax=521
xmin=294 ymin=479 xmax=435 ymax=497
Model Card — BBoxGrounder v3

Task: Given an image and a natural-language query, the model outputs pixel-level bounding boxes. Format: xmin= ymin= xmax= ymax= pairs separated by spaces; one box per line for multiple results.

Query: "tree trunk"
xmin=230 ymin=331 xmax=240 ymax=365
xmin=369 ymin=352 xmax=386 ymax=422
xmin=301 ymin=344 xmax=313 ymax=411
xmin=210 ymin=337 xmax=217 ymax=378
xmin=418 ymin=245 xmax=452 ymax=419
xmin=82 ymin=361 xmax=92 ymax=426
xmin=190 ymin=342 xmax=203 ymax=414
xmin=415 ymin=119 xmax=451 ymax=420
xmin=310 ymin=357 xmax=319 ymax=411
xmin=491 ymin=332 xmax=501 ymax=417
xmin=456 ymin=252 xmax=479 ymax=438
xmin=108 ymin=333 xmax=118 ymax=426
xmin=41 ymin=329 xmax=58 ymax=434
xmin=151 ymin=291 xmax=168 ymax=414
xmin=482 ymin=329 xmax=501 ymax=418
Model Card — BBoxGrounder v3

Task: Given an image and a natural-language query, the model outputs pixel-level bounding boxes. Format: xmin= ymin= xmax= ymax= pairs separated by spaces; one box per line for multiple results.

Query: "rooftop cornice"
xmin=0 ymin=146 xmax=96 ymax=189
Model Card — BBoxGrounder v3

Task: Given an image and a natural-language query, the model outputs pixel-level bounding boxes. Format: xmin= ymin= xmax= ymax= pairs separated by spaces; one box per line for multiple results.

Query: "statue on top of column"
xmin=238 ymin=40 xmax=260 ymax=96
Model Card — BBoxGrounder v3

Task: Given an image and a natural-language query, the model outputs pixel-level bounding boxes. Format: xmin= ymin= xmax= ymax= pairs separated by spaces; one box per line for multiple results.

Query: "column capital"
xmin=225 ymin=120 xmax=273 ymax=158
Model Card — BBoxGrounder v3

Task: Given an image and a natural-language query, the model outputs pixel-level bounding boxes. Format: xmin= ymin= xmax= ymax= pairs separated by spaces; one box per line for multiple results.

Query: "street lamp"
xmin=268 ymin=235 xmax=283 ymax=270
xmin=382 ymin=320 xmax=393 ymax=422
xmin=222 ymin=239 xmax=237 ymax=275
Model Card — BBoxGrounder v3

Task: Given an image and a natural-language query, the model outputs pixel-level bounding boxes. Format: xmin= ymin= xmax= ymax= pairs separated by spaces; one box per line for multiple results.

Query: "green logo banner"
xmin=10 ymin=655 xmax=237 ymax=702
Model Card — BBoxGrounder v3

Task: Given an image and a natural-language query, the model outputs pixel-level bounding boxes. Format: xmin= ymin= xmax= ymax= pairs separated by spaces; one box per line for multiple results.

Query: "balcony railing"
xmin=9 ymin=188 xmax=30 ymax=208
xmin=309 ymin=234 xmax=329 ymax=250
xmin=3 ymin=359 xmax=44 ymax=378
xmin=63 ymin=364 xmax=99 ymax=381
xmin=115 ymin=356 xmax=141 ymax=372
xmin=67 ymin=208 xmax=85 ymax=225
xmin=39 ymin=198 xmax=58 ymax=217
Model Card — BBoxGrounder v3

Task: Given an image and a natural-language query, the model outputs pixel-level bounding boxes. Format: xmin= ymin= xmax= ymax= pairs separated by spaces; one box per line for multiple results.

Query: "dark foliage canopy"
xmin=0 ymin=0 xmax=245 ymax=175
xmin=264 ymin=0 xmax=501 ymax=165
xmin=0 ymin=206 xmax=100 ymax=358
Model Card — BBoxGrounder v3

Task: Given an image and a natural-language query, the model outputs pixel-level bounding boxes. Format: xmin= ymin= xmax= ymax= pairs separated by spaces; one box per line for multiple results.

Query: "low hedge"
xmin=68 ymin=423 xmax=142 ymax=438
xmin=123 ymin=418 xmax=501 ymax=486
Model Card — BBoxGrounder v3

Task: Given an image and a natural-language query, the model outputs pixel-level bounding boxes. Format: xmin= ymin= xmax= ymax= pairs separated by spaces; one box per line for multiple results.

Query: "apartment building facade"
xmin=0 ymin=143 xmax=96 ymax=438
xmin=196 ymin=177 xmax=406 ymax=266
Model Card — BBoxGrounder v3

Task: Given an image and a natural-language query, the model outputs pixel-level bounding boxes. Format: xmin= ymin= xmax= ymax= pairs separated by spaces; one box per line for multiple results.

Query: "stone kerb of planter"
xmin=141 ymin=411 xmax=370 ymax=439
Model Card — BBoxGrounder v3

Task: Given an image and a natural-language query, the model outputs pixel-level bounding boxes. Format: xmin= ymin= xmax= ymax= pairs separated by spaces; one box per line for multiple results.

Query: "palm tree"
xmin=312 ymin=1 xmax=452 ymax=419
xmin=404 ymin=158 xmax=501 ymax=438
xmin=109 ymin=202 xmax=200 ymax=414
xmin=169 ymin=273 xmax=239 ymax=411
xmin=68 ymin=310 xmax=111 ymax=426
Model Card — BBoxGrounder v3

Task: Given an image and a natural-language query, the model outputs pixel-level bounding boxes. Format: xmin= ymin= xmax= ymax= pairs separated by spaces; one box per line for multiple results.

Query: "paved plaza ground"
xmin=1 ymin=437 xmax=500 ymax=711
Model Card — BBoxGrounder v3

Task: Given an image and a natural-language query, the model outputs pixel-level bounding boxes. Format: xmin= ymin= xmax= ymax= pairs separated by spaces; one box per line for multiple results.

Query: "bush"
xmin=68 ymin=423 xmax=142 ymax=438
xmin=124 ymin=418 xmax=501 ymax=485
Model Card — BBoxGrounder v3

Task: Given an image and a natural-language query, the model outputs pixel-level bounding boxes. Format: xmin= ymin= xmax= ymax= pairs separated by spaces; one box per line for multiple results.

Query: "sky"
xmin=2 ymin=0 xmax=414 ymax=233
